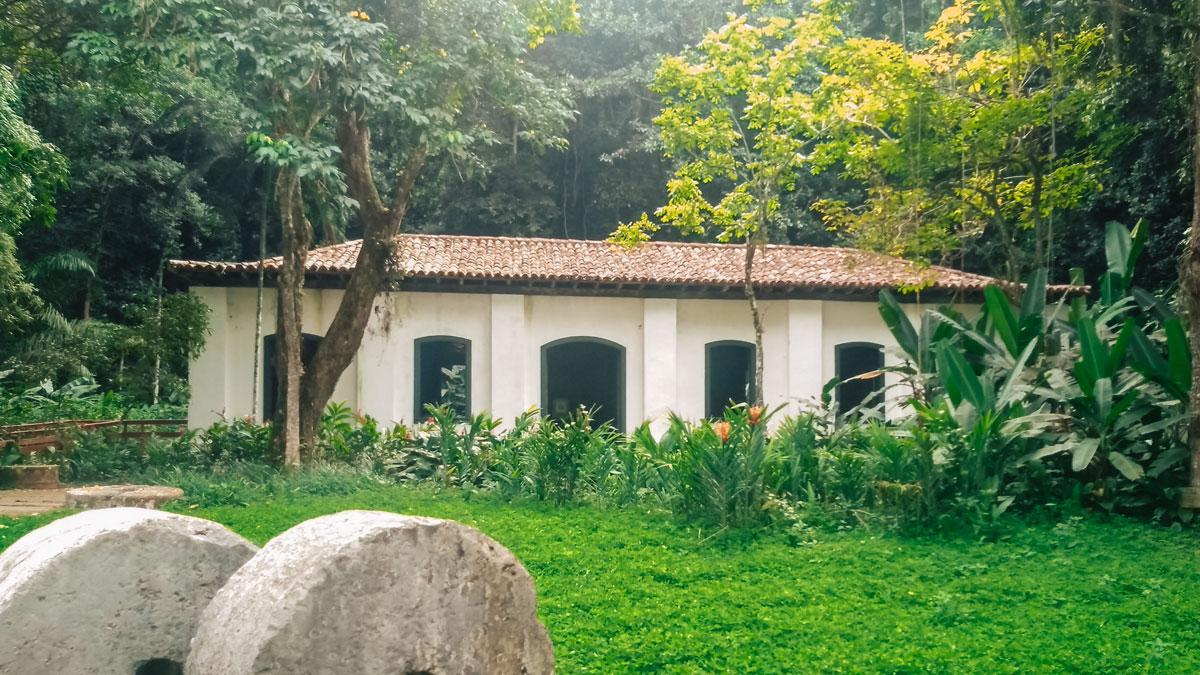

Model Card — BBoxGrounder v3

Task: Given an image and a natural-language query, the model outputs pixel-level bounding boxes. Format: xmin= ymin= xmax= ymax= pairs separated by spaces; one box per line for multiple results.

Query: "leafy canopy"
xmin=805 ymin=0 xmax=1110 ymax=277
xmin=611 ymin=0 xmax=841 ymax=247
xmin=616 ymin=0 xmax=1110 ymax=285
xmin=0 ymin=65 xmax=66 ymax=336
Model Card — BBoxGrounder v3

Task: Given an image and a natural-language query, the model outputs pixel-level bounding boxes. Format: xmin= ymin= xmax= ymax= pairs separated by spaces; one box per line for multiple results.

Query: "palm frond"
xmin=29 ymin=250 xmax=96 ymax=281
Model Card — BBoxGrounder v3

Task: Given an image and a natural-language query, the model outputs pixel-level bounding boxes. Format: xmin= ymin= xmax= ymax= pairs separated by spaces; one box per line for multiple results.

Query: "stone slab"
xmin=0 ymin=488 xmax=67 ymax=516
xmin=0 ymin=508 xmax=257 ymax=674
xmin=186 ymin=510 xmax=554 ymax=675
xmin=65 ymin=484 xmax=185 ymax=510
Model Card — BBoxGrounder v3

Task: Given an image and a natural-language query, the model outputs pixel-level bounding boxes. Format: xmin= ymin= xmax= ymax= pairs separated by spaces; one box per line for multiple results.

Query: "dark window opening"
xmin=414 ymin=336 xmax=471 ymax=419
xmin=262 ymin=333 xmax=322 ymax=418
xmin=706 ymin=341 xmax=755 ymax=418
xmin=134 ymin=659 xmax=183 ymax=675
xmin=541 ymin=338 xmax=625 ymax=430
xmin=835 ymin=342 xmax=885 ymax=414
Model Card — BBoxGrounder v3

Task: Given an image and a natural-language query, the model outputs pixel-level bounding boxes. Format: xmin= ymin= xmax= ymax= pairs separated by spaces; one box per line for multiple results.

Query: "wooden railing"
xmin=0 ymin=419 xmax=187 ymax=455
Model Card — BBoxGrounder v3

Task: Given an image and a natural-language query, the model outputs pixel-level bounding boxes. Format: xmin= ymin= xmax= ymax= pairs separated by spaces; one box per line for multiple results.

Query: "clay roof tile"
xmin=169 ymin=233 xmax=1080 ymax=296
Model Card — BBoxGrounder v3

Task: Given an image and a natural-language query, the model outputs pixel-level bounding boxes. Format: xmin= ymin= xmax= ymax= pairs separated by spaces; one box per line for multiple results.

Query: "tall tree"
xmin=408 ymin=0 xmax=735 ymax=240
xmin=229 ymin=0 xmax=578 ymax=463
xmin=612 ymin=5 xmax=843 ymax=403
xmin=803 ymin=0 xmax=1111 ymax=281
xmin=0 ymin=64 xmax=66 ymax=342
xmin=1178 ymin=6 xmax=1200 ymax=511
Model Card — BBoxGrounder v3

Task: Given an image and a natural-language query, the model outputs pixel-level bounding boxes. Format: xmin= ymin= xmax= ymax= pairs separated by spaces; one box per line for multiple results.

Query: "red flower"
xmin=713 ymin=421 xmax=732 ymax=444
xmin=748 ymin=406 xmax=764 ymax=426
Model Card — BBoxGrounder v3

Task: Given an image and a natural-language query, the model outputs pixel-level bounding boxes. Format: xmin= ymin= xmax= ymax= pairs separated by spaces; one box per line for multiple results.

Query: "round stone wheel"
xmin=0 ymin=508 xmax=257 ymax=674
xmin=65 ymin=484 xmax=185 ymax=510
xmin=186 ymin=510 xmax=554 ymax=675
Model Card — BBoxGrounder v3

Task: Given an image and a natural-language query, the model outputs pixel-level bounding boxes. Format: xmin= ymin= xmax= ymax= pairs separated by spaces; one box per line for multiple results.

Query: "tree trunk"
xmin=250 ymin=173 xmax=268 ymax=421
xmin=151 ymin=260 xmax=164 ymax=406
xmin=296 ymin=112 xmax=427 ymax=448
xmin=1182 ymin=37 xmax=1200 ymax=510
xmin=254 ymin=195 xmax=271 ymax=415
xmin=743 ymin=230 xmax=765 ymax=407
xmin=272 ymin=168 xmax=309 ymax=466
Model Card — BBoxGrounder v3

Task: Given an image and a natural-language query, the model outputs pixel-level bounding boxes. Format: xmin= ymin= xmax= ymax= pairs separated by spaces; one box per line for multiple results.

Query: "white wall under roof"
xmin=188 ymin=287 xmax=955 ymax=432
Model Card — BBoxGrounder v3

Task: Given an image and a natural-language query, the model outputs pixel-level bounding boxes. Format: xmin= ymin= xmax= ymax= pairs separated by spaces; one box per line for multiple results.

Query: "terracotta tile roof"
xmin=169 ymin=233 xmax=1077 ymax=296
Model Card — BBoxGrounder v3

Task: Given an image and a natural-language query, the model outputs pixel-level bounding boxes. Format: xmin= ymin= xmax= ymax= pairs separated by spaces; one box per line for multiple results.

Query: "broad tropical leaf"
xmin=1108 ymin=452 xmax=1145 ymax=481
xmin=984 ymin=285 xmax=1020 ymax=357
xmin=1071 ymin=438 xmax=1100 ymax=472
xmin=878 ymin=290 xmax=918 ymax=362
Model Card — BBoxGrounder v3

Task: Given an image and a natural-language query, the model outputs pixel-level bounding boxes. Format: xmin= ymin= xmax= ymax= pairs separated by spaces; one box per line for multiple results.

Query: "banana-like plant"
xmin=877 ymin=221 xmax=1191 ymax=515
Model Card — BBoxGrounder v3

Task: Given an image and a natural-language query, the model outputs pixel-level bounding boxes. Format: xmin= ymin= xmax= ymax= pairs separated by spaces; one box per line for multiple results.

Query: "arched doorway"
xmin=834 ymin=342 xmax=884 ymax=414
xmin=705 ymin=340 xmax=755 ymax=418
xmin=414 ymin=336 xmax=471 ymax=419
xmin=541 ymin=337 xmax=625 ymax=429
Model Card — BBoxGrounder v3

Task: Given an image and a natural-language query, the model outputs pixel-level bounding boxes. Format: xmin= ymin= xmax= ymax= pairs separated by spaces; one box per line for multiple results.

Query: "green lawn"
xmin=2 ymin=488 xmax=1198 ymax=673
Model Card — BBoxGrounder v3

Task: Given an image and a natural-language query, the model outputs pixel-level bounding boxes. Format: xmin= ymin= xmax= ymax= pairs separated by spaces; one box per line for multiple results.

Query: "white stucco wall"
xmin=188 ymin=286 xmax=960 ymax=432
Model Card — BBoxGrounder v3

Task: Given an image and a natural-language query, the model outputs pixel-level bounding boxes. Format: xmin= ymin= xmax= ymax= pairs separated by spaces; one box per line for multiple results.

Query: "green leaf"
xmin=1128 ymin=324 xmax=1168 ymax=373
xmin=1099 ymin=273 xmax=1121 ymax=308
xmin=984 ymin=285 xmax=1020 ymax=357
xmin=1108 ymin=320 xmax=1135 ymax=378
xmin=1105 ymin=221 xmax=1132 ymax=282
xmin=1073 ymin=318 xmax=1108 ymax=396
xmin=1164 ymin=318 xmax=1192 ymax=395
xmin=1126 ymin=219 xmax=1148 ymax=282
xmin=1092 ymin=377 xmax=1113 ymax=421
xmin=997 ymin=337 xmax=1038 ymax=408
xmin=1132 ymin=287 xmax=1173 ymax=323
xmin=935 ymin=342 xmax=985 ymax=410
xmin=1018 ymin=268 xmax=1047 ymax=326
xmin=1108 ymin=452 xmax=1145 ymax=481
xmin=1071 ymin=438 xmax=1100 ymax=472
xmin=878 ymin=290 xmax=918 ymax=362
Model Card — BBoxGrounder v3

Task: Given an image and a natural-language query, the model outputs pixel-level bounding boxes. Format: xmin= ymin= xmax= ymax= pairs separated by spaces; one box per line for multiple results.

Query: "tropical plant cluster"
xmin=32 ymin=221 xmax=1187 ymax=527
xmin=868 ymin=221 xmax=1190 ymax=525
xmin=0 ymin=376 xmax=184 ymax=425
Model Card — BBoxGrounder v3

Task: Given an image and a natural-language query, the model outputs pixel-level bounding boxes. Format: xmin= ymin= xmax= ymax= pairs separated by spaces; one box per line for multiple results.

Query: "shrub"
xmin=59 ymin=431 xmax=154 ymax=482
xmin=380 ymin=405 xmax=502 ymax=486
xmin=599 ymin=423 xmax=671 ymax=507
xmin=0 ymin=375 xmax=183 ymax=425
xmin=192 ymin=417 xmax=273 ymax=466
xmin=872 ymin=222 xmax=1192 ymax=523
xmin=520 ymin=409 xmax=617 ymax=504
xmin=644 ymin=406 xmax=773 ymax=528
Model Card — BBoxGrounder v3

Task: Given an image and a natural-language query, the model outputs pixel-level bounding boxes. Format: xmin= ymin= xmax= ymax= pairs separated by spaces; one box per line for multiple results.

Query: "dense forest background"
xmin=0 ymin=0 xmax=1194 ymax=404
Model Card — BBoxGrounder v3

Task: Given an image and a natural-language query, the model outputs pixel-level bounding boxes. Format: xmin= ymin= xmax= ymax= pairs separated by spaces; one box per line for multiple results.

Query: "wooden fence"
xmin=0 ymin=419 xmax=187 ymax=455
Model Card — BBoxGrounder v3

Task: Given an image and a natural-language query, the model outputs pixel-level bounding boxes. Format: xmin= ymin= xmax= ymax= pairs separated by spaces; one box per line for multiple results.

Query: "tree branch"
xmin=335 ymin=111 xmax=387 ymax=225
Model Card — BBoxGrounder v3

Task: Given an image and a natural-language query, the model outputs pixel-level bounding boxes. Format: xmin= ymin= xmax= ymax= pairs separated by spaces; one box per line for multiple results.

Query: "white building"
xmin=171 ymin=234 xmax=998 ymax=432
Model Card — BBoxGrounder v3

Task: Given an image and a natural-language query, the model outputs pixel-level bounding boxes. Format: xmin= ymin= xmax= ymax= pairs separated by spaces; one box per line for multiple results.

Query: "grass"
xmin=2 ymin=486 xmax=1198 ymax=673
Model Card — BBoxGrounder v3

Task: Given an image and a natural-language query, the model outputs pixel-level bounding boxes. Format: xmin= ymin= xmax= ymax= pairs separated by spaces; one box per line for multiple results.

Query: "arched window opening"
xmin=705 ymin=340 xmax=755 ymax=418
xmin=541 ymin=337 xmax=625 ymax=430
xmin=414 ymin=336 xmax=471 ymax=419
xmin=134 ymin=658 xmax=183 ymax=675
xmin=835 ymin=342 xmax=885 ymax=415
xmin=262 ymin=333 xmax=322 ymax=418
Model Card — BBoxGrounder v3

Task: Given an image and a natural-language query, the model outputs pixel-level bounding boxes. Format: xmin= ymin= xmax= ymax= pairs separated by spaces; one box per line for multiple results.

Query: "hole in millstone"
xmin=134 ymin=658 xmax=184 ymax=675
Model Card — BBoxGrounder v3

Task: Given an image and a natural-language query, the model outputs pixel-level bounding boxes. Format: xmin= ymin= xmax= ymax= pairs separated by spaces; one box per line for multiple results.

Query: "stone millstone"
xmin=186 ymin=510 xmax=554 ymax=675
xmin=0 ymin=508 xmax=257 ymax=674
xmin=65 ymin=484 xmax=184 ymax=510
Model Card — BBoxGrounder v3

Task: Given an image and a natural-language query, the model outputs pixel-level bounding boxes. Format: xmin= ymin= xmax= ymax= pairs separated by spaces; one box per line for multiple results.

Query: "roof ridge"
xmin=167 ymin=231 xmax=1068 ymax=296
xmin=386 ymin=233 xmax=999 ymax=279
xmin=389 ymin=232 xmax=953 ymax=262
xmin=394 ymin=231 xmax=854 ymax=252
